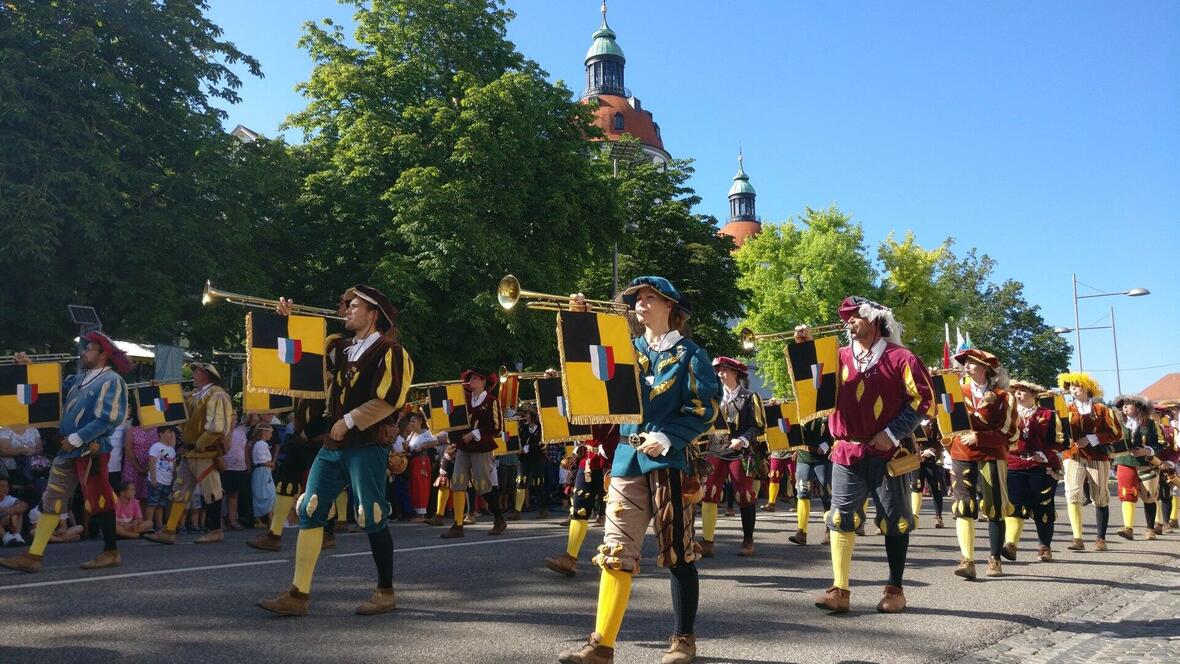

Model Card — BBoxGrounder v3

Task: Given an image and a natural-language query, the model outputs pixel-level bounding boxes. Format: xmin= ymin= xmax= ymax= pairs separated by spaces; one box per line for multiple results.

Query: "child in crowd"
xmin=0 ymin=477 xmax=28 ymax=547
xmin=115 ymin=483 xmax=153 ymax=538
xmin=250 ymin=423 xmax=276 ymax=528
xmin=146 ymin=427 xmax=178 ymax=532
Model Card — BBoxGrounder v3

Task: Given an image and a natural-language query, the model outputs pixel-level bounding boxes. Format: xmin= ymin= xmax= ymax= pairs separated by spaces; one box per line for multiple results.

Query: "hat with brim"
xmin=621 ymin=276 xmax=683 ymax=309
xmin=954 ymin=348 xmax=1001 ymax=370
xmin=712 ymin=356 xmax=749 ymax=376
xmin=83 ymin=331 xmax=133 ymax=375
xmin=461 ymin=368 xmax=496 ymax=384
xmin=838 ymin=295 xmax=887 ymax=322
xmin=1113 ymin=394 xmax=1153 ymax=413
xmin=345 ymin=284 xmax=398 ymax=332
xmin=1009 ymin=378 xmax=1046 ymax=394
xmin=189 ymin=361 xmax=222 ymax=382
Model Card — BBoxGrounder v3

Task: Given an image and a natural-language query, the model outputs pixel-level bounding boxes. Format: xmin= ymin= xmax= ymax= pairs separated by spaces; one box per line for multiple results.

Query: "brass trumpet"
xmin=0 ymin=353 xmax=75 ymax=366
xmin=212 ymin=350 xmax=247 ymax=360
xmin=497 ymin=364 xmax=561 ymax=382
xmin=408 ymin=379 xmax=464 ymax=390
xmin=497 ymin=275 xmax=629 ymax=315
xmin=739 ymin=323 xmax=847 ymax=351
xmin=125 ymin=379 xmax=187 ymax=390
xmin=202 ymin=280 xmax=344 ymax=320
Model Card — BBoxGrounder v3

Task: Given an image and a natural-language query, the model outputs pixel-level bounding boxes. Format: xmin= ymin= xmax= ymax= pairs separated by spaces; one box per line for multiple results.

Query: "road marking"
xmin=0 ymin=533 xmax=567 ymax=590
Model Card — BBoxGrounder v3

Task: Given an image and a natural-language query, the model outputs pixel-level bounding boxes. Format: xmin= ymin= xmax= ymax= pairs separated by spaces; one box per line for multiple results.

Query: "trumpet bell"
xmin=498 ymin=275 xmax=521 ymax=310
xmin=201 ymin=280 xmax=215 ymax=306
xmin=740 ymin=327 xmax=756 ymax=351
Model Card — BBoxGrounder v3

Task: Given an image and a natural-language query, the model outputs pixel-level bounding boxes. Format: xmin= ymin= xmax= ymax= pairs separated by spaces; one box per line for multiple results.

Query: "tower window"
xmin=613 ymin=112 xmax=624 ymax=130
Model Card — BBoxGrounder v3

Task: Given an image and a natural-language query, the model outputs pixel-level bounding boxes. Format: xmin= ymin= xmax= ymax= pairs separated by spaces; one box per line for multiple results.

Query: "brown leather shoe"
xmin=463 ymin=513 xmax=476 ymax=525
xmin=247 ymin=532 xmax=283 ymax=552
xmin=1117 ymin=528 xmax=1133 ymax=540
xmin=0 ymin=552 xmax=43 ymax=573
xmin=440 ymin=525 xmax=464 ymax=539
xmin=194 ymin=529 xmax=224 ymax=544
xmin=488 ymin=516 xmax=507 ymax=536
xmin=322 ymin=530 xmax=337 ymax=550
xmin=558 ymin=632 xmax=614 ymax=664
xmin=506 ymin=510 xmax=521 ymax=521
xmin=1144 ymin=528 xmax=1158 ymax=541
xmin=1170 ymin=519 xmax=1179 ymax=530
xmin=698 ymin=539 xmax=714 ymax=558
xmin=1000 ymin=542 xmax=1017 ymax=561
xmin=821 ymin=528 xmax=831 ymax=545
xmin=257 ymin=586 xmax=310 ymax=616
xmin=954 ymin=558 xmax=976 ymax=580
xmin=986 ymin=557 xmax=1003 ymax=577
xmin=661 ymin=633 xmax=696 ymax=664
xmin=143 ymin=529 xmax=176 ymax=545
xmin=1038 ymin=545 xmax=1053 ymax=562
xmin=934 ymin=515 xmax=944 ymax=529
xmin=1094 ymin=538 xmax=1107 ymax=551
xmin=544 ymin=552 xmax=578 ymax=577
xmin=1066 ymin=538 xmax=1084 ymax=551
xmin=355 ymin=587 xmax=396 ymax=615
xmin=80 ymin=550 xmax=121 ymax=570
xmin=1153 ymin=523 xmax=1164 ymax=535
xmin=814 ymin=586 xmax=850 ymax=612
xmin=876 ymin=585 xmax=906 ymax=613
xmin=424 ymin=516 xmax=447 ymax=526
xmin=738 ymin=537 xmax=755 ymax=557
xmin=788 ymin=529 xmax=807 ymax=545
xmin=760 ymin=503 xmax=776 ymax=512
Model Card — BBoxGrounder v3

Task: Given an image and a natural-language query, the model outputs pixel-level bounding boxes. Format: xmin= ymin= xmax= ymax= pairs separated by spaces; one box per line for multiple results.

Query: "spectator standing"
xmin=250 ymin=423 xmax=276 ymax=528
xmin=146 ymin=428 xmax=178 ymax=531
xmin=222 ymin=414 xmax=253 ymax=530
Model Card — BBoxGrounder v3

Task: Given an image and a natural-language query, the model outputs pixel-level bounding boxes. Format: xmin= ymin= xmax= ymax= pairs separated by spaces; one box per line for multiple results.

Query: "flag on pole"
xmin=943 ymin=323 xmax=952 ymax=369
xmin=134 ymin=382 xmax=189 ymax=426
xmin=955 ymin=326 xmax=966 ymax=355
xmin=763 ymin=400 xmax=805 ymax=452
xmin=556 ymin=311 xmax=643 ymax=425
xmin=0 ymin=362 xmax=62 ymax=427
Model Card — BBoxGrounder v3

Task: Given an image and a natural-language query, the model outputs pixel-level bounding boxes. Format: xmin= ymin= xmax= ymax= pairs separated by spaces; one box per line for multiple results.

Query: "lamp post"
xmin=1054 ymin=305 xmax=1125 ymax=394
xmin=1068 ymin=273 xmax=1148 ymax=371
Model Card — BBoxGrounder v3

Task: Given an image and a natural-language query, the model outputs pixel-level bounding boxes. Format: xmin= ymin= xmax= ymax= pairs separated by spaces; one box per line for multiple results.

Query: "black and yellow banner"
xmin=556 ymin=311 xmax=642 ymax=425
xmin=499 ymin=375 xmax=520 ymax=412
xmin=427 ymin=382 xmax=469 ymax=434
xmin=1038 ymin=392 xmax=1072 ymax=446
xmin=764 ymin=400 xmax=805 ymax=452
xmin=535 ymin=376 xmax=593 ymax=443
xmin=784 ymin=336 xmax=839 ymax=423
xmin=0 ymin=362 xmax=62 ymax=428
xmin=134 ymin=382 xmax=188 ymax=427
xmin=932 ymin=373 xmax=971 ymax=437
xmin=245 ymin=311 xmax=327 ymax=399
xmin=244 ymin=387 xmax=294 ymax=415
xmin=495 ymin=417 xmax=521 ymax=456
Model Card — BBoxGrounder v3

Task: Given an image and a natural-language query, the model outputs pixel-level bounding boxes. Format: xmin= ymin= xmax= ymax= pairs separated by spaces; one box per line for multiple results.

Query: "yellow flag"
xmin=784 ymin=336 xmax=839 ymax=423
xmin=557 ymin=311 xmax=642 ymax=425
xmin=245 ymin=311 xmax=327 ymax=398
xmin=0 ymin=362 xmax=62 ymax=428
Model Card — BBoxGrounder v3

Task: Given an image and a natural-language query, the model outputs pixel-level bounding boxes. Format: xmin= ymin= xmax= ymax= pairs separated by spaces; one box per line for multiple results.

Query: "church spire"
xmin=584 ymin=0 xmax=626 ymax=98
xmin=728 ymin=148 xmax=757 ymax=222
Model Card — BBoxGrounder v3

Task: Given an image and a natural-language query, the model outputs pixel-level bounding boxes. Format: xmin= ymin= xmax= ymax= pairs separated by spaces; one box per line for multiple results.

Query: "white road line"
xmin=0 ymin=533 xmax=567 ymax=591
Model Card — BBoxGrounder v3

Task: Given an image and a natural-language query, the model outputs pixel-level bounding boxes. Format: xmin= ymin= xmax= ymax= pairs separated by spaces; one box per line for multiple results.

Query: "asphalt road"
xmin=2 ymin=501 xmax=1176 ymax=664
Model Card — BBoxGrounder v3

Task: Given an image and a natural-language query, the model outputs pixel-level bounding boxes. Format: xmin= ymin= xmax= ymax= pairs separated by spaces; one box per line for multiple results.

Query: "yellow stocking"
xmin=957 ymin=517 xmax=976 ymax=560
xmin=830 ymin=530 xmax=855 ymax=590
xmin=752 ymin=479 xmax=762 ymax=497
xmin=333 ymin=491 xmax=348 ymax=521
xmin=270 ymin=494 xmax=295 ymax=537
xmin=514 ymin=488 xmax=527 ymax=512
xmin=1068 ymin=503 xmax=1084 ymax=539
xmin=1004 ymin=517 xmax=1024 ymax=546
xmin=28 ymin=512 xmax=60 ymax=557
xmin=451 ymin=491 xmax=467 ymax=527
xmin=595 ymin=569 xmax=633 ymax=648
xmin=701 ymin=502 xmax=718 ymax=541
xmin=292 ymin=527 xmax=323 ymax=594
xmin=435 ymin=487 xmax=451 ymax=518
xmin=1121 ymin=500 xmax=1136 ymax=530
xmin=566 ymin=518 xmax=589 ymax=558
xmin=767 ymin=481 xmax=781 ymax=506
xmin=1172 ymin=499 xmax=1179 ymax=522
xmin=911 ymin=491 xmax=923 ymax=527
xmin=165 ymin=501 xmax=186 ymax=532
xmin=797 ymin=497 xmax=811 ymax=533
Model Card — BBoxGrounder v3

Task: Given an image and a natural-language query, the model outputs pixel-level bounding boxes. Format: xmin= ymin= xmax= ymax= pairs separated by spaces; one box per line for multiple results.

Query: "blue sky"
xmin=206 ymin=1 xmax=1178 ymax=393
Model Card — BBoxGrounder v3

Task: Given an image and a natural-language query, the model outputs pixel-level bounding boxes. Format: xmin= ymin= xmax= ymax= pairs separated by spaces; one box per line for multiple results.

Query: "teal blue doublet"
xmin=615 ymin=335 xmax=719 ymax=478
xmin=298 ymin=446 xmax=391 ymax=534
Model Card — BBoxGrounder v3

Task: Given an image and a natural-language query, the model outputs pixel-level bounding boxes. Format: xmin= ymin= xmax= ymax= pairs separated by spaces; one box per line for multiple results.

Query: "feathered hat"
xmin=1057 ymin=372 xmax=1102 ymax=398
xmin=838 ymin=295 xmax=904 ymax=346
xmin=1112 ymin=394 xmax=1153 ymax=414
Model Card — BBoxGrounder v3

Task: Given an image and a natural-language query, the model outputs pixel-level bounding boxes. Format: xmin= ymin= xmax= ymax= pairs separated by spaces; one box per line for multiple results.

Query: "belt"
xmin=836 ymin=436 xmax=874 ymax=445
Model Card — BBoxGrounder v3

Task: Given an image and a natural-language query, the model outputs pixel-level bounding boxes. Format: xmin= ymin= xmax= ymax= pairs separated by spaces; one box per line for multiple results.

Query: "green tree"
xmin=736 ymin=206 xmax=876 ymax=397
xmin=285 ymin=0 xmax=622 ymax=379
xmin=876 ymin=231 xmax=952 ymax=361
xmin=0 ymin=0 xmax=274 ymax=352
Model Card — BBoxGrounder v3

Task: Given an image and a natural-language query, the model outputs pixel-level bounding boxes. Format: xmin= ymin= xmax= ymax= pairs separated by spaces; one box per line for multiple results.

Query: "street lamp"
xmin=1054 ymin=305 xmax=1124 ymax=393
xmin=1069 ymin=273 xmax=1149 ymax=373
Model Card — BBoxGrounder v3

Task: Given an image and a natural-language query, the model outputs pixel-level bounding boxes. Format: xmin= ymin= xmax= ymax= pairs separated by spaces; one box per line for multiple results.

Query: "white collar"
xmin=969 ymin=380 xmax=988 ymax=399
xmin=347 ymin=331 xmax=382 ymax=361
xmin=1125 ymin=416 xmax=1139 ymax=431
xmin=1076 ymin=399 xmax=1093 ymax=415
xmin=722 ymin=384 xmax=741 ymax=401
xmin=470 ymin=390 xmax=487 ymax=408
xmin=193 ymin=382 xmax=214 ymax=399
xmin=79 ymin=366 xmax=111 ymax=388
xmin=646 ymin=329 xmax=683 ymax=352
xmin=851 ymin=337 xmax=887 ymax=372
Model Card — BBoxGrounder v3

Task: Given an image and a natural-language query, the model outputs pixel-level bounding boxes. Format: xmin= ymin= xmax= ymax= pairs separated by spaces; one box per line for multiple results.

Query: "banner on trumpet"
xmin=785 ymin=336 xmax=839 ymax=423
xmin=133 ymin=382 xmax=188 ymax=427
xmin=427 ymin=383 xmax=469 ymax=434
xmin=245 ymin=312 xmax=327 ymax=399
xmin=556 ymin=311 xmax=642 ymax=425
xmin=932 ymin=372 xmax=971 ymax=438
xmin=0 ymin=363 xmax=62 ymax=428
xmin=764 ymin=400 xmax=805 ymax=452
xmin=535 ymin=377 xmax=593 ymax=443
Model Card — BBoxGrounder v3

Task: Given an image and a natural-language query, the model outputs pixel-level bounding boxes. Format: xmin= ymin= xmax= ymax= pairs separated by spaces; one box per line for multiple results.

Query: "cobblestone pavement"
xmin=954 ymin=566 xmax=1180 ymax=664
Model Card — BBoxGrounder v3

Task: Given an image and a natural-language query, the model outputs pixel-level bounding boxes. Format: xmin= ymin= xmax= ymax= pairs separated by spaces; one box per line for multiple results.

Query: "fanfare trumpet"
xmin=202 ymin=280 xmax=344 ymax=320
xmin=497 ymin=365 xmax=561 ymax=383
xmin=408 ymin=379 xmax=464 ymax=390
xmin=212 ymin=350 xmax=247 ymax=360
xmin=739 ymin=323 xmax=847 ymax=351
xmin=125 ymin=379 xmax=187 ymax=390
xmin=0 ymin=353 xmax=75 ymax=366
xmin=497 ymin=274 xmax=629 ymax=316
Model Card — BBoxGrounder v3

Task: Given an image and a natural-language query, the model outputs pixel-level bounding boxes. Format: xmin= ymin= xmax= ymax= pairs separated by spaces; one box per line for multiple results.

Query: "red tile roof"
xmin=1141 ymin=373 xmax=1180 ymax=401
xmin=584 ymin=94 xmax=665 ymax=152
